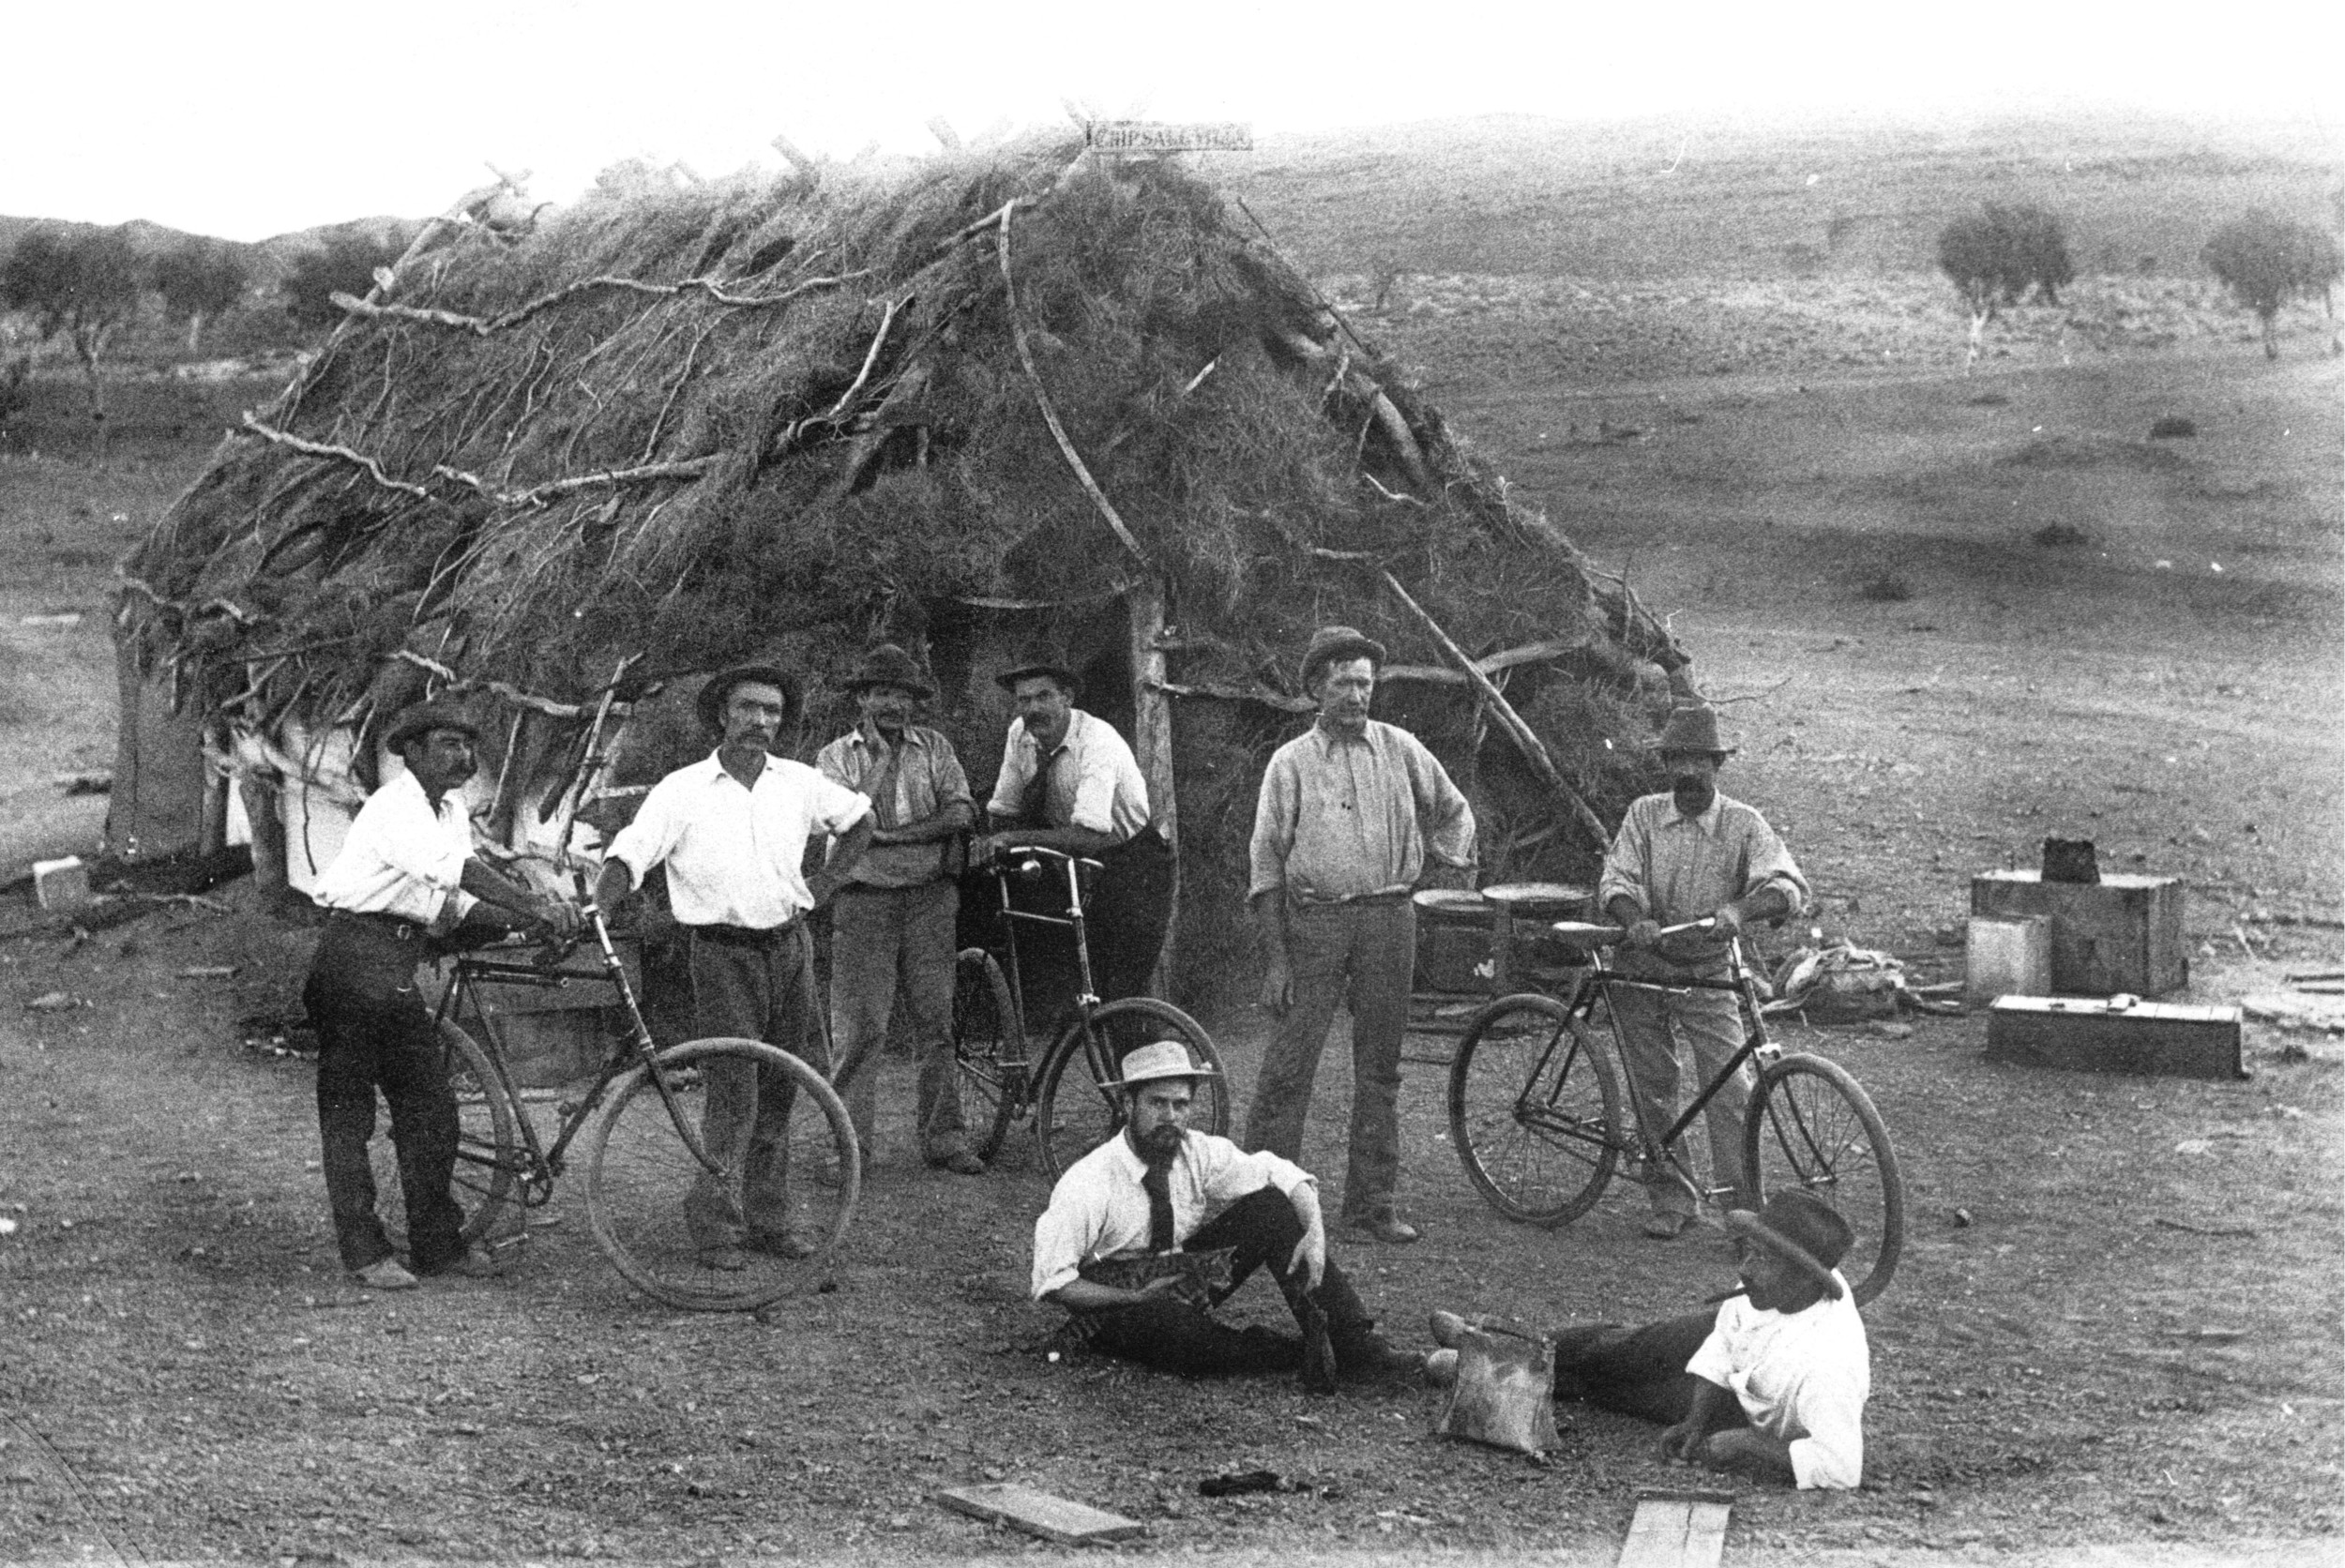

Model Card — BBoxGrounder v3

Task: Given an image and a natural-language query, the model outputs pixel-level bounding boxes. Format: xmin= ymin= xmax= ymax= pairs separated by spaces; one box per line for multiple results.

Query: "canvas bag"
xmin=1433 ymin=1323 xmax=1560 ymax=1456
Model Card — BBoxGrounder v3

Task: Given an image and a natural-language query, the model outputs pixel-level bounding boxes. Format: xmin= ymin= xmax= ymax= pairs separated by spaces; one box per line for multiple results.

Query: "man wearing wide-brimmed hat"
xmin=1598 ymin=704 xmax=1809 ymax=1240
xmin=980 ymin=647 xmax=1172 ymax=1010
xmin=1029 ymin=1039 xmax=1418 ymax=1390
xmin=815 ymin=644 xmax=982 ymax=1175
xmin=1427 ymin=1189 xmax=1871 ymax=1488
xmin=305 ymin=696 xmax=581 ymax=1289
xmin=595 ymin=665 xmax=874 ymax=1269
xmin=1246 ymin=626 xmax=1477 ymax=1246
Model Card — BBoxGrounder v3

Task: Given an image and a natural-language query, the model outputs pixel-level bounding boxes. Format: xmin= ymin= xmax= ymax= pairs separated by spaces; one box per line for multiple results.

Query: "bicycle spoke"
xmin=1449 ymin=998 xmax=1621 ymax=1226
xmin=1745 ymin=1055 xmax=1904 ymax=1306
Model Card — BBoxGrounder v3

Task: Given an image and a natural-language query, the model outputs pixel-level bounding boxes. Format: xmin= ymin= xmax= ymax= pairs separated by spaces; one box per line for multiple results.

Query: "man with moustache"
xmin=596 ymin=666 xmax=874 ymax=1270
xmin=1246 ymin=626 xmax=1476 ymax=1246
xmin=979 ymin=651 xmax=1171 ymax=1011
xmin=815 ymin=644 xmax=982 ymax=1174
xmin=306 ymin=697 xmax=580 ymax=1289
xmin=1425 ymin=1189 xmax=1871 ymax=1488
xmin=1029 ymin=1039 xmax=1419 ymax=1390
xmin=1597 ymin=705 xmax=1809 ymax=1239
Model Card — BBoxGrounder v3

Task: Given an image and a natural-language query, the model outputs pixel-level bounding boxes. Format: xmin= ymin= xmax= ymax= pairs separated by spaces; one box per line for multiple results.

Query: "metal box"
xmin=1985 ymin=995 xmax=2244 ymax=1081
xmin=1969 ymin=871 xmax=2186 ymax=997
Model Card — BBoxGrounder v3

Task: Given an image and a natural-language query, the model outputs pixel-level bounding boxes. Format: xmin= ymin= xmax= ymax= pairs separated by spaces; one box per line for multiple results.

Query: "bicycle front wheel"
xmin=1034 ymin=999 xmax=1227 ymax=1181
xmin=1449 ymin=994 xmax=1623 ymax=1226
xmin=582 ymin=1036 xmax=859 ymax=1311
xmin=951 ymin=948 xmax=1025 ymax=1165
xmin=1743 ymin=1052 xmax=1905 ymax=1307
xmin=375 ymin=1019 xmax=520 ymax=1251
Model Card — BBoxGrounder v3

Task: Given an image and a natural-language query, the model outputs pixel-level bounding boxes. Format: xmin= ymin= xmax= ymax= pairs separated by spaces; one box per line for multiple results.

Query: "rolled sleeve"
xmin=603 ymin=778 xmax=680 ymax=888
xmin=988 ymin=726 xmax=1031 ymax=820
xmin=812 ymin=775 xmax=874 ymax=836
xmin=1030 ymin=1195 xmax=1095 ymax=1301
xmin=1743 ymin=821 xmax=1810 ymax=916
xmin=1596 ymin=801 xmax=1655 ymax=916
xmin=1406 ymin=734 xmax=1477 ymax=869
xmin=1247 ymin=753 xmax=1298 ymax=901
xmin=1785 ymin=1365 xmax=1867 ymax=1489
xmin=1065 ymin=747 xmax=1119 ymax=837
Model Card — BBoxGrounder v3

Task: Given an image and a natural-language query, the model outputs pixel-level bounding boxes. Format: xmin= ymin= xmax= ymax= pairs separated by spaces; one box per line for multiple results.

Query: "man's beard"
xmin=1135 ymin=1123 xmax=1184 ymax=1167
xmin=1671 ymin=776 xmax=1715 ymax=816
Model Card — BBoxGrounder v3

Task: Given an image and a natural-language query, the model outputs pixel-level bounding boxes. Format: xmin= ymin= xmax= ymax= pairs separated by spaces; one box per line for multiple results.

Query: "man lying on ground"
xmin=1029 ymin=1039 xmax=1420 ymax=1392
xmin=1427 ymin=1189 xmax=1869 ymax=1487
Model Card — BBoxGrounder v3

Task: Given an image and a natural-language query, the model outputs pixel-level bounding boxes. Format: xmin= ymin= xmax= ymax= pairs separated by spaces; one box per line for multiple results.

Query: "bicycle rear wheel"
xmin=1448 ymin=994 xmax=1623 ymax=1226
xmin=1743 ymin=1052 xmax=1905 ymax=1307
xmin=374 ymin=1019 xmax=520 ymax=1252
xmin=951 ymin=948 xmax=1025 ymax=1165
xmin=581 ymin=1036 xmax=859 ymax=1311
xmin=1033 ymin=999 xmax=1227 ymax=1182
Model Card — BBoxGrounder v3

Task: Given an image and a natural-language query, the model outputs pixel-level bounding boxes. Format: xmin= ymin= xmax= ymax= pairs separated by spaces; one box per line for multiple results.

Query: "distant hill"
xmin=0 ymin=213 xmax=427 ymax=286
xmin=1223 ymin=108 xmax=2342 ymax=283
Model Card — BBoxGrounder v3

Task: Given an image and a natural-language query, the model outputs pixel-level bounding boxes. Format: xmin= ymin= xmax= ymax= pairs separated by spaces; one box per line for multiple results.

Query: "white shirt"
xmin=1030 ymin=1127 xmax=1311 ymax=1301
xmin=1685 ymin=1272 xmax=1870 ymax=1489
xmin=988 ymin=709 xmax=1151 ymax=841
xmin=605 ymin=752 xmax=871 ymax=928
xmin=310 ymin=769 xmax=477 ymax=928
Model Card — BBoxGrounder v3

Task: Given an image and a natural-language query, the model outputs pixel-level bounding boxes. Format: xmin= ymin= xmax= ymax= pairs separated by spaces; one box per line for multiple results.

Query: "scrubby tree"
xmin=1937 ymin=203 xmax=2076 ymax=371
xmin=281 ymin=234 xmax=405 ymax=331
xmin=2201 ymin=209 xmax=2343 ymax=359
xmin=154 ymin=237 xmax=250 ymax=354
xmin=0 ymin=224 xmax=147 ymax=461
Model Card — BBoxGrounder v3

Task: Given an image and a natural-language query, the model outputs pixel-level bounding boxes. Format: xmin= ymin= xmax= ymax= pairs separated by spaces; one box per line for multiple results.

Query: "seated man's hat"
xmin=1104 ymin=1038 xmax=1219 ymax=1089
xmin=995 ymin=645 xmax=1080 ymax=694
xmin=843 ymin=643 xmax=935 ymax=701
xmin=1654 ymin=704 xmax=1736 ymax=758
xmin=1724 ymin=1189 xmax=1855 ymax=1300
xmin=382 ymin=696 xmax=483 ymax=755
xmin=696 ymin=665 xmax=798 ymax=733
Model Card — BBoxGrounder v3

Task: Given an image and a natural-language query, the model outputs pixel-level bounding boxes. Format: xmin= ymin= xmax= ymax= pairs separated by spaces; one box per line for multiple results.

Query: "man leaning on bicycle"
xmin=1596 ymin=705 xmax=1810 ymax=1240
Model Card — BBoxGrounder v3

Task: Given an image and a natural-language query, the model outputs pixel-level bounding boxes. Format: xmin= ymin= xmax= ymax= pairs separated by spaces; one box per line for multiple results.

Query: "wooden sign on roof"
xmin=1088 ymin=121 xmax=1253 ymax=154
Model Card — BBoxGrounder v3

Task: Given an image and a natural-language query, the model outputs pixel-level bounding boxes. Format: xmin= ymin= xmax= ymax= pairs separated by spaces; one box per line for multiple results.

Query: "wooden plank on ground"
xmin=933 ymin=1483 xmax=1144 ymax=1545
xmin=1616 ymin=1486 xmax=1733 ymax=1568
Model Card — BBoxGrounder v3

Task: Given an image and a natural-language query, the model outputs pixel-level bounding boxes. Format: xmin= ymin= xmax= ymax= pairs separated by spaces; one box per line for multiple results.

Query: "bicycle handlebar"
xmin=986 ymin=843 xmax=1105 ymax=877
xmin=1549 ymin=916 xmax=1719 ymax=945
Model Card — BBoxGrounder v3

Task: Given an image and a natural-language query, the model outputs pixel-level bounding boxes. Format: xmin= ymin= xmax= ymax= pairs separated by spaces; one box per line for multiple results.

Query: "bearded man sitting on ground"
xmin=1428 ymin=1189 xmax=1870 ymax=1488
xmin=1029 ymin=1040 xmax=1420 ymax=1392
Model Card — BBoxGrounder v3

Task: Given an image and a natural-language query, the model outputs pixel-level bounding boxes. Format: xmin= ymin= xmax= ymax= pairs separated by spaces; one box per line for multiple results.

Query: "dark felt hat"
xmin=381 ymin=697 xmax=483 ymax=755
xmin=1724 ymin=1189 xmax=1855 ymax=1301
xmin=1654 ymin=705 xmax=1736 ymax=757
xmin=843 ymin=643 xmax=935 ymax=700
xmin=1300 ymin=625 xmax=1387 ymax=686
xmin=994 ymin=647 xmax=1080 ymax=694
xmin=695 ymin=665 xmax=798 ymax=733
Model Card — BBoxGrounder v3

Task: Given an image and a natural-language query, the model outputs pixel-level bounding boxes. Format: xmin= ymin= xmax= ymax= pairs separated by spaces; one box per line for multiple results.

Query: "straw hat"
xmin=1103 ymin=1038 xmax=1219 ymax=1089
xmin=1724 ymin=1189 xmax=1854 ymax=1301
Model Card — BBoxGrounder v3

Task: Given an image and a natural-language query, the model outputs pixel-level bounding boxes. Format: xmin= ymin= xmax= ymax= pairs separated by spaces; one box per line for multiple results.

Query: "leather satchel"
xmin=1434 ymin=1322 xmax=1561 ymax=1456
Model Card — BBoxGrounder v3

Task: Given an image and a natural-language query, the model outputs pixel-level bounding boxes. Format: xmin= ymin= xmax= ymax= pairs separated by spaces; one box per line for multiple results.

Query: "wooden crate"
xmin=1966 ymin=914 xmax=2051 ymax=1003
xmin=1986 ymin=996 xmax=2245 ymax=1081
xmin=1970 ymin=871 xmax=2186 ymax=997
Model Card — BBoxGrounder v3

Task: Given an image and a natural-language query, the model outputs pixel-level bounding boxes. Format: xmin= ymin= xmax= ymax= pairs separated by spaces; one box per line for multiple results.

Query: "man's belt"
xmin=326 ymin=910 xmax=431 ymax=942
xmin=688 ymin=921 xmax=800 ymax=947
xmin=1291 ymin=888 xmax=1413 ymax=910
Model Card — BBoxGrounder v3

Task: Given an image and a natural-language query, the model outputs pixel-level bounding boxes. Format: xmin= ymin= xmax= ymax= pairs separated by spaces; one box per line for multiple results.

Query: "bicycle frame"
xmin=980 ymin=849 xmax=1107 ymax=1044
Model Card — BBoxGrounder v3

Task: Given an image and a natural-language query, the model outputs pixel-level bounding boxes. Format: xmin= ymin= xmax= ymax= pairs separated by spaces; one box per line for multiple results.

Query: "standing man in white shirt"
xmin=594 ymin=666 xmax=874 ymax=1271
xmin=979 ymin=651 xmax=1172 ymax=1018
xmin=815 ymin=644 xmax=980 ymax=1174
xmin=306 ymin=697 xmax=580 ymax=1289
xmin=1425 ymin=1189 xmax=1872 ymax=1489
xmin=1029 ymin=1040 xmax=1419 ymax=1390
xmin=1247 ymin=626 xmax=1477 ymax=1246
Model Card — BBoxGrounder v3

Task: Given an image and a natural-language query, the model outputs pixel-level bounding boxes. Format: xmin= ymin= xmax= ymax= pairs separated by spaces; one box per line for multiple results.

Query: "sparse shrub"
xmin=2201 ymin=209 xmax=2342 ymax=360
xmin=153 ymin=238 xmax=250 ymax=354
xmin=1858 ymin=571 xmax=1914 ymax=603
xmin=2033 ymin=522 xmax=2090 ymax=548
xmin=1938 ymin=203 xmax=2076 ymax=371
xmin=0 ymin=224 xmax=147 ymax=461
xmin=2148 ymin=415 xmax=2197 ymax=439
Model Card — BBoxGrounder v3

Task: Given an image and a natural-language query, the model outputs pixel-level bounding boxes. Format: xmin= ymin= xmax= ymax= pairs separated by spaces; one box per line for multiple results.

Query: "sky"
xmin=3 ymin=0 xmax=2337 ymax=240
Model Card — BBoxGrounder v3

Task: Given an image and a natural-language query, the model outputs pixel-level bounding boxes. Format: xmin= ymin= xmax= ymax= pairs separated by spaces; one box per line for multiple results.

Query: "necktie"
xmin=867 ymin=735 xmax=904 ymax=832
xmin=1142 ymin=1161 xmax=1176 ymax=1254
xmin=1020 ymin=744 xmax=1065 ymax=829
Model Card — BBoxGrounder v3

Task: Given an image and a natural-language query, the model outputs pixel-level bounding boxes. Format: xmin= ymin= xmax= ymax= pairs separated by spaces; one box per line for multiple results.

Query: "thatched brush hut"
xmin=113 ymin=135 xmax=1691 ymax=1005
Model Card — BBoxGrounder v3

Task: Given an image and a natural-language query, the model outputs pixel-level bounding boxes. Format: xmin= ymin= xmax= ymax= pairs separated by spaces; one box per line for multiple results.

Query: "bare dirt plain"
xmin=2 ymin=214 xmax=2341 ymax=1566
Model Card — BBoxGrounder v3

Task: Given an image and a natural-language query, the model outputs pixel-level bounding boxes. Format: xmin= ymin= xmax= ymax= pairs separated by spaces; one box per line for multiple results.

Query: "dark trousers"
xmin=1080 ymin=1187 xmax=1380 ymax=1377
xmin=1551 ymin=1312 xmax=1750 ymax=1429
xmin=685 ymin=926 xmax=828 ymax=1248
xmin=304 ymin=916 xmax=465 ymax=1274
xmin=1088 ymin=826 xmax=1173 ymax=1006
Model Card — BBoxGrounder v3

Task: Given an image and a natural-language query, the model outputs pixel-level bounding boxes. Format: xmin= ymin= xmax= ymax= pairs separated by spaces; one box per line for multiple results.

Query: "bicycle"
xmin=1446 ymin=917 xmax=1905 ymax=1305
xmin=370 ymin=888 xmax=860 ymax=1312
xmin=948 ymin=846 xmax=1228 ymax=1180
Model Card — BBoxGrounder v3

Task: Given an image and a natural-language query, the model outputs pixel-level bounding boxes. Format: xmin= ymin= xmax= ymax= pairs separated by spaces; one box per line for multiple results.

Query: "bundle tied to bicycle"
xmin=114 ymin=131 xmax=1694 ymax=1009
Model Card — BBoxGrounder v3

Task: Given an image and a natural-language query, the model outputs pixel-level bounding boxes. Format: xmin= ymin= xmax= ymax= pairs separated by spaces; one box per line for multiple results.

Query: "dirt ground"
xmin=1 ymin=317 xmax=2339 ymax=1563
